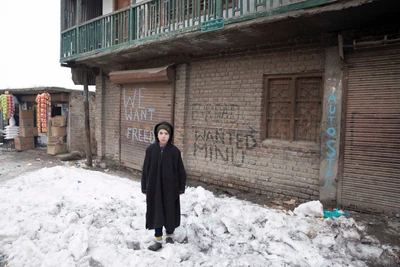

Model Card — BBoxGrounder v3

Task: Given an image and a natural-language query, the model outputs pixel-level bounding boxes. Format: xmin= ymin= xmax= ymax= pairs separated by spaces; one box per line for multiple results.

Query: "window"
xmin=263 ymin=73 xmax=323 ymax=142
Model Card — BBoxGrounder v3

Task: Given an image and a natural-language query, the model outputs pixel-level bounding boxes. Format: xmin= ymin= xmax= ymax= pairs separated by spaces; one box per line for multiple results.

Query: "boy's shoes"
xmin=148 ymin=242 xmax=162 ymax=251
xmin=165 ymin=237 xmax=174 ymax=244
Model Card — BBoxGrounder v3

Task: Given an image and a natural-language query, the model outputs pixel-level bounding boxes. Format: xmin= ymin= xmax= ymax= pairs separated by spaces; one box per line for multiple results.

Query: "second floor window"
xmin=263 ymin=73 xmax=323 ymax=143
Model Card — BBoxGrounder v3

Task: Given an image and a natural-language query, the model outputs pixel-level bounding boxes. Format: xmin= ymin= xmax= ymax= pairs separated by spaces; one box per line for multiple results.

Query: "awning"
xmin=109 ymin=65 xmax=174 ymax=84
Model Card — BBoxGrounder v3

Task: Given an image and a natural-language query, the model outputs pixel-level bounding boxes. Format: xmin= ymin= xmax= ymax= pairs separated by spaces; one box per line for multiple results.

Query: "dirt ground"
xmin=1 ymin=148 xmax=399 ymax=266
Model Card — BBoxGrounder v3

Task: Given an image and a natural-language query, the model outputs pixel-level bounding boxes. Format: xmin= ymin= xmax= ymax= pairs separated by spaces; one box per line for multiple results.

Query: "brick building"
xmin=60 ymin=0 xmax=400 ymax=215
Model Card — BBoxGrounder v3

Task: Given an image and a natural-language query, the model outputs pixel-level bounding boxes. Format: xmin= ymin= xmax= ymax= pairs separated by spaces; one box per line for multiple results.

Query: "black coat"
xmin=141 ymin=123 xmax=187 ymax=231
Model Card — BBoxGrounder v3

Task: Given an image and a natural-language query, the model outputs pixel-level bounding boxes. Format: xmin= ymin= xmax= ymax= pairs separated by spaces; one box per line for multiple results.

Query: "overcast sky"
xmin=0 ymin=1 xmax=81 ymax=90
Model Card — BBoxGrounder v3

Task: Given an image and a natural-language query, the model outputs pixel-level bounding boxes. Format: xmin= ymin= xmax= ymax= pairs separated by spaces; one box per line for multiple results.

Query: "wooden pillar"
xmin=83 ymin=72 xmax=93 ymax=166
xmin=76 ymin=0 xmax=82 ymax=24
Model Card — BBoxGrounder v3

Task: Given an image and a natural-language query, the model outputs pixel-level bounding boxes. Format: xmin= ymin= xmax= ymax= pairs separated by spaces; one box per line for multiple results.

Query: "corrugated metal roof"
xmin=0 ymin=87 xmax=95 ymax=95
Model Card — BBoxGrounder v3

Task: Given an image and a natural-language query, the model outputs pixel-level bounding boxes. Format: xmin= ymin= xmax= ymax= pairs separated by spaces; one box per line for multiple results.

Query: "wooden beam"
xmin=19 ymin=93 xmax=69 ymax=103
xmin=83 ymin=72 xmax=93 ymax=166
xmin=109 ymin=66 xmax=173 ymax=84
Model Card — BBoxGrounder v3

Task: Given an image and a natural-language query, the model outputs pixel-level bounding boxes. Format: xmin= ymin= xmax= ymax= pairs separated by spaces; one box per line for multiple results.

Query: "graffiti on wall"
xmin=126 ymin=124 xmax=155 ymax=144
xmin=191 ymin=103 xmax=240 ymax=123
xmin=123 ymin=88 xmax=155 ymax=121
xmin=191 ymin=103 xmax=258 ymax=166
xmin=193 ymin=127 xmax=258 ymax=166
xmin=324 ymin=92 xmax=337 ymax=188
xmin=123 ymin=88 xmax=156 ymax=143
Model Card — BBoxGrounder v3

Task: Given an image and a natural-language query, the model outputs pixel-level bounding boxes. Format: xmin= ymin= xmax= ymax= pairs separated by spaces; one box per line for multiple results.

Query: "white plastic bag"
xmin=9 ymin=116 xmax=16 ymax=126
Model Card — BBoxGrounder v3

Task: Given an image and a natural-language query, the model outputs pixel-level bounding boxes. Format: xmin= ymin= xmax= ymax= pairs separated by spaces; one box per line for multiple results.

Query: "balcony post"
xmin=129 ymin=6 xmax=133 ymax=41
xmin=76 ymin=0 xmax=83 ymax=24
xmin=216 ymin=0 xmax=222 ymax=18
xmin=76 ymin=0 xmax=82 ymax=54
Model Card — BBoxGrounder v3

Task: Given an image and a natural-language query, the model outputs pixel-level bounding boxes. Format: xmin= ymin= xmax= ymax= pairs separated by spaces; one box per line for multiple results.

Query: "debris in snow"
xmin=0 ymin=253 xmax=7 ymax=267
xmin=271 ymin=199 xmax=283 ymax=205
xmin=126 ymin=241 xmax=141 ymax=250
xmin=99 ymin=162 xmax=107 ymax=169
xmin=270 ymin=204 xmax=286 ymax=210
xmin=283 ymin=199 xmax=297 ymax=206
xmin=397 ymin=252 xmax=400 ymax=267
xmin=89 ymin=258 xmax=104 ymax=267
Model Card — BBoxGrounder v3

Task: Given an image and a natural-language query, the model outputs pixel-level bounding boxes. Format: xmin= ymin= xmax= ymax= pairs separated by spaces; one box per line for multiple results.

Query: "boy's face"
xmin=158 ymin=129 xmax=170 ymax=147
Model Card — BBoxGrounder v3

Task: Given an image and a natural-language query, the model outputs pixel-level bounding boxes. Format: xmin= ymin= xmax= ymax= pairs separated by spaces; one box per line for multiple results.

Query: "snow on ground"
xmin=0 ymin=166 xmax=393 ymax=266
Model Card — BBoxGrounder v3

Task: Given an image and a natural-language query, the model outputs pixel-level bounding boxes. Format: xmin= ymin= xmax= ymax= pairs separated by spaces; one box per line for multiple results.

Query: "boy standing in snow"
xmin=141 ymin=121 xmax=187 ymax=251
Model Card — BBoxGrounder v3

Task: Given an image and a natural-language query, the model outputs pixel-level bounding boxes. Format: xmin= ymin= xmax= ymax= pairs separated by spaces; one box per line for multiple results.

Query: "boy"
xmin=141 ymin=121 xmax=187 ymax=251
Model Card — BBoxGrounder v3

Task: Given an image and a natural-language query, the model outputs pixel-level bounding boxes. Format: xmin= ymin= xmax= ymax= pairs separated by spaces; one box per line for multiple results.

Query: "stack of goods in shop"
xmin=0 ymin=92 xmax=15 ymax=120
xmin=3 ymin=117 xmax=19 ymax=140
xmin=15 ymin=109 xmax=36 ymax=151
xmin=35 ymin=92 xmax=51 ymax=133
xmin=47 ymin=115 xmax=67 ymax=155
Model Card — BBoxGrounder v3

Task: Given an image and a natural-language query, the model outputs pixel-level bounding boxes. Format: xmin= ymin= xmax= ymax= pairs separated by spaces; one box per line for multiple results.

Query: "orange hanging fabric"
xmin=35 ymin=92 xmax=51 ymax=133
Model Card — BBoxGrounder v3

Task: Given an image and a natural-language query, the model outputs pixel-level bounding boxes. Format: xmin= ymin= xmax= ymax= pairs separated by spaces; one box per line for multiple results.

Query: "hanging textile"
xmin=35 ymin=92 xmax=51 ymax=133
xmin=0 ymin=93 xmax=15 ymax=121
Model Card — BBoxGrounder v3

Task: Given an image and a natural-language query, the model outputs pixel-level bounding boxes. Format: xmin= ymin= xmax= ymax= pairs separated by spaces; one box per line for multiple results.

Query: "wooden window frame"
xmin=263 ymin=72 xmax=324 ymax=142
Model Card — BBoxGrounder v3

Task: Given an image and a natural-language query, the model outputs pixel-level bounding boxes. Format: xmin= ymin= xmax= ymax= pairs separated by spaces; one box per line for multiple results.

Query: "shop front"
xmin=109 ymin=66 xmax=175 ymax=169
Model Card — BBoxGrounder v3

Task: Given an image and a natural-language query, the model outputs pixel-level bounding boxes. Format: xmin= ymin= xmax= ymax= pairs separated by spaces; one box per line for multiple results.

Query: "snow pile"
xmin=0 ymin=166 xmax=394 ymax=266
xmin=294 ymin=200 xmax=324 ymax=217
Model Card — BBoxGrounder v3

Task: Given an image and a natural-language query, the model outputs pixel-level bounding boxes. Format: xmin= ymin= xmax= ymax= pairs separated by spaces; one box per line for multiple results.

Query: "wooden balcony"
xmin=60 ymin=0 xmax=336 ymax=63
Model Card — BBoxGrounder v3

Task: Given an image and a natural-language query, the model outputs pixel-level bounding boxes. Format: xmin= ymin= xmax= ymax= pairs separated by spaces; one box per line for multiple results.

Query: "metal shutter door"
xmin=120 ymin=82 xmax=172 ymax=170
xmin=341 ymin=45 xmax=400 ymax=215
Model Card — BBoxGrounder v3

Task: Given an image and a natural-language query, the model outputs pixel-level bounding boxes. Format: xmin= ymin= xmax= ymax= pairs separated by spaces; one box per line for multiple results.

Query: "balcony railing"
xmin=60 ymin=0 xmax=333 ymax=62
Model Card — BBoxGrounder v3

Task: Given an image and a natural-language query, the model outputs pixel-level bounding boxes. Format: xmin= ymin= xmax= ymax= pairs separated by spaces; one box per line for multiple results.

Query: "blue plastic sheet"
xmin=323 ymin=208 xmax=350 ymax=218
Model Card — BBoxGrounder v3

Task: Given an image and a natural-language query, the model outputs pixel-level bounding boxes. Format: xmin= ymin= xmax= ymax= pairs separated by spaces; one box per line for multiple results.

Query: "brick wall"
xmin=94 ymin=74 xmax=121 ymax=161
xmin=68 ymin=91 xmax=96 ymax=153
xmin=174 ymin=41 xmax=325 ymax=202
xmin=95 ymin=38 xmax=328 ymax=202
